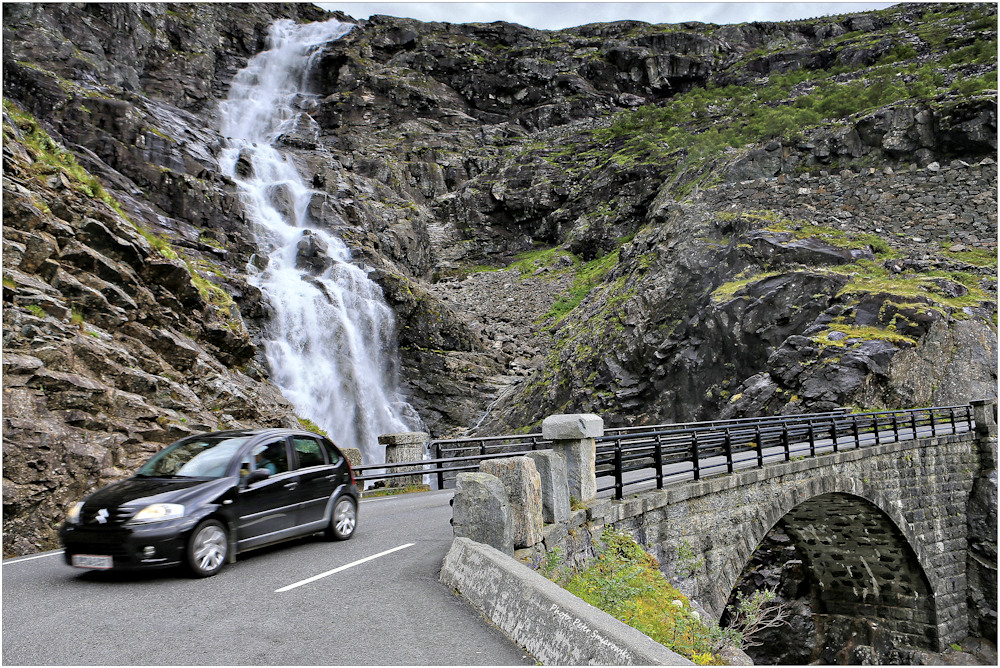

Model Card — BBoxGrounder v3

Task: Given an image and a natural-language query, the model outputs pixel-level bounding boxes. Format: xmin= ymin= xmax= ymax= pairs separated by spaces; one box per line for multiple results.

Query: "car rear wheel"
xmin=325 ymin=497 xmax=357 ymax=541
xmin=187 ymin=519 xmax=228 ymax=577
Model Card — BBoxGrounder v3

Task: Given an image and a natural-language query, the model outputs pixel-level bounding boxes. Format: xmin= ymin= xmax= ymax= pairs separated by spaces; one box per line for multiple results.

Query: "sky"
xmin=319 ymin=2 xmax=899 ymax=31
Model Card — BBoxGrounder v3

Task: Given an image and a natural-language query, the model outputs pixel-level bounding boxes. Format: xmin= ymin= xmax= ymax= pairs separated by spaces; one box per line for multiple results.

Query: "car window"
xmin=292 ymin=436 xmax=326 ymax=468
xmin=248 ymin=439 xmax=290 ymax=475
xmin=320 ymin=438 xmax=344 ymax=466
xmin=137 ymin=436 xmax=248 ymax=478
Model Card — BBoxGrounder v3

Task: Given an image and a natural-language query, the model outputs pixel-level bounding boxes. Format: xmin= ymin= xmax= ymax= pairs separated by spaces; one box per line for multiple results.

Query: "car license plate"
xmin=72 ymin=554 xmax=113 ymax=570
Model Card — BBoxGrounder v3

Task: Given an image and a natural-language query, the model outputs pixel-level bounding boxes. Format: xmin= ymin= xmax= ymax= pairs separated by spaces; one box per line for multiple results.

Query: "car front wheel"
xmin=187 ymin=519 xmax=228 ymax=577
xmin=325 ymin=497 xmax=357 ymax=541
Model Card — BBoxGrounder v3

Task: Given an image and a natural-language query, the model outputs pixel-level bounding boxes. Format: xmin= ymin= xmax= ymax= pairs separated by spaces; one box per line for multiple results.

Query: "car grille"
xmin=65 ymin=540 xmax=130 ymax=558
xmin=81 ymin=506 xmax=136 ymax=526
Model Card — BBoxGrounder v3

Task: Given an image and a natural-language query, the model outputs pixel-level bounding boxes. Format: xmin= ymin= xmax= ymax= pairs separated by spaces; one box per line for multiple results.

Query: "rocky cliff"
xmin=2 ymin=2 xmax=996 ymax=555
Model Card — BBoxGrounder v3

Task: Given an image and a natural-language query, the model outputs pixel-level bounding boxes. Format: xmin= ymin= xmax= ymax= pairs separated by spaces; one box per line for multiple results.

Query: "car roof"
xmin=190 ymin=428 xmax=328 ymax=439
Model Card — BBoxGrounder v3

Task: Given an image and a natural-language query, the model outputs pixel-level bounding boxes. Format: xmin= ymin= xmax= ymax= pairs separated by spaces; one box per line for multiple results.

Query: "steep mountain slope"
xmin=2 ymin=2 xmax=996 ymax=555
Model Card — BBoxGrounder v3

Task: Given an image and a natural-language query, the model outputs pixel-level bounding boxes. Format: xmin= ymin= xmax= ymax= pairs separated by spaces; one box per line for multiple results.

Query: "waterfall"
xmin=218 ymin=19 xmax=421 ymax=464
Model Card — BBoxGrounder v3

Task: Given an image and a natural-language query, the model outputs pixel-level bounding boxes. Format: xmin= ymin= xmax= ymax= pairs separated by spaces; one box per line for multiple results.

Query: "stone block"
xmin=526 ymin=451 xmax=571 ymax=524
xmin=451 ymin=472 xmax=513 ymax=555
xmin=586 ymin=499 xmax=612 ymax=522
xmin=542 ymin=522 xmax=569 ymax=551
xmin=541 ymin=413 xmax=604 ymax=440
xmin=379 ymin=431 xmax=428 ymax=488
xmin=341 ymin=447 xmax=362 ymax=469
xmin=481 ymin=457 xmax=544 ymax=549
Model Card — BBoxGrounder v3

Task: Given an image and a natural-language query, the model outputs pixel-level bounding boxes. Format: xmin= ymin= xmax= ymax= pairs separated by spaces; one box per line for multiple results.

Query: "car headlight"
xmin=66 ymin=502 xmax=84 ymax=525
xmin=132 ymin=503 xmax=185 ymax=523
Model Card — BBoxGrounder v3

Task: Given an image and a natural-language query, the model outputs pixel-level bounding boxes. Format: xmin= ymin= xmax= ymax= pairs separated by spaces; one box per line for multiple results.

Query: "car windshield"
xmin=136 ymin=436 xmax=249 ymax=478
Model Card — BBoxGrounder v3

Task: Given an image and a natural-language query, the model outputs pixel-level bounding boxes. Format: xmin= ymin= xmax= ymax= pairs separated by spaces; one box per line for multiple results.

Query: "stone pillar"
xmin=541 ymin=414 xmax=602 ymax=503
xmin=481 ymin=457 xmax=543 ymax=549
xmin=526 ymin=451 xmax=571 ymax=524
xmin=451 ymin=472 xmax=513 ymax=555
xmin=341 ymin=447 xmax=363 ymax=470
xmin=378 ymin=431 xmax=428 ymax=488
xmin=968 ymin=398 xmax=998 ymax=640
xmin=971 ymin=398 xmax=997 ymax=469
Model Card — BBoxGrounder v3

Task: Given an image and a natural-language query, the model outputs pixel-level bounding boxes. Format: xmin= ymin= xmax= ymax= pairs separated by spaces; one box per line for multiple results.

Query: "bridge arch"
xmin=715 ymin=480 xmax=941 ymax=652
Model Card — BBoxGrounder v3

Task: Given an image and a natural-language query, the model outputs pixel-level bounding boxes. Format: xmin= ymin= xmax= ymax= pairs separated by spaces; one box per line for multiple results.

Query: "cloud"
xmin=320 ymin=2 xmax=897 ymax=30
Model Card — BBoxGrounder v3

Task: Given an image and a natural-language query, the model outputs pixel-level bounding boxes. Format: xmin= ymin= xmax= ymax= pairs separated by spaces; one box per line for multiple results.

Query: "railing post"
xmin=949 ymin=407 xmax=957 ymax=433
xmin=755 ymin=425 xmax=764 ymax=467
xmin=614 ymin=439 xmax=624 ymax=500
xmin=654 ymin=434 xmax=664 ymax=489
xmin=830 ymin=419 xmax=839 ymax=453
xmin=873 ymin=415 xmax=881 ymax=445
xmin=435 ymin=442 xmax=445 ymax=491
xmin=725 ymin=429 xmax=734 ymax=473
xmin=782 ymin=426 xmax=791 ymax=461
xmin=929 ymin=409 xmax=937 ymax=437
xmin=808 ymin=422 xmax=816 ymax=457
xmin=892 ymin=412 xmax=900 ymax=441
xmin=542 ymin=414 xmax=602 ymax=503
xmin=853 ymin=416 xmax=861 ymax=448
xmin=691 ymin=433 xmax=701 ymax=481
xmin=910 ymin=410 xmax=918 ymax=439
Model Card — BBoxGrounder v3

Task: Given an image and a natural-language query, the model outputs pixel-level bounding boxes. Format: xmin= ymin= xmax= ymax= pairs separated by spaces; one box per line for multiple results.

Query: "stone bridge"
xmin=449 ymin=400 xmax=997 ymax=656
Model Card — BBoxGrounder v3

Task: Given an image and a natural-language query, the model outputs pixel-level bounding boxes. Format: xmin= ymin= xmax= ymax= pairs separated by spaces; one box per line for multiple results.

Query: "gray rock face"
xmin=451 ymin=472 xmax=513 ymax=555
xmin=480 ymin=457 xmax=543 ymax=549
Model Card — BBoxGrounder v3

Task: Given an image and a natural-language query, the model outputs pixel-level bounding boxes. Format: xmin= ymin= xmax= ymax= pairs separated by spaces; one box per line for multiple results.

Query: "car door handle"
xmin=323 ymin=474 xmax=337 ymax=481
xmin=283 ymin=481 xmax=299 ymax=490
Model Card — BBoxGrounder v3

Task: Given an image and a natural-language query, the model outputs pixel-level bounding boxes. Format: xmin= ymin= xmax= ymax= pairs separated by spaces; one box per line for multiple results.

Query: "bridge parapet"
xmin=442 ymin=404 xmax=994 ymax=659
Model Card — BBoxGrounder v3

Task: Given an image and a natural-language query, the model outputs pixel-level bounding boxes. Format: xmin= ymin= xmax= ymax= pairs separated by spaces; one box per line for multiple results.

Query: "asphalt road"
xmin=2 ymin=490 xmax=534 ymax=666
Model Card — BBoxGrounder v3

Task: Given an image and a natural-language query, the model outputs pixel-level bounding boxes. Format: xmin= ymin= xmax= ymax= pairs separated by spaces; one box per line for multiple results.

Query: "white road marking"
xmin=275 ymin=543 xmax=415 ymax=593
xmin=4 ymin=551 xmax=65 ymax=565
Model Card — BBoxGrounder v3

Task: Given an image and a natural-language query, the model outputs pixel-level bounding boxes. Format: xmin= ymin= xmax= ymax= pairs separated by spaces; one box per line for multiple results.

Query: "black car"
xmin=60 ymin=428 xmax=360 ymax=577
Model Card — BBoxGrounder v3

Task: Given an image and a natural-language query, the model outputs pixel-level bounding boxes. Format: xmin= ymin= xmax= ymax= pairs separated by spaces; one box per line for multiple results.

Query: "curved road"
xmin=2 ymin=490 xmax=533 ymax=666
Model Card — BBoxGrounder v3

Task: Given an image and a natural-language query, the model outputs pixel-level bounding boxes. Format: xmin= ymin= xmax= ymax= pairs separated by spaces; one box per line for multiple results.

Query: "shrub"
xmin=544 ymin=529 xmax=738 ymax=663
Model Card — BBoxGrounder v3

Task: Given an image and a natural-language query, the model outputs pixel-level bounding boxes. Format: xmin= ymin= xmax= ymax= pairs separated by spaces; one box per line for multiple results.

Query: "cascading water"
xmin=218 ymin=19 xmax=420 ymax=464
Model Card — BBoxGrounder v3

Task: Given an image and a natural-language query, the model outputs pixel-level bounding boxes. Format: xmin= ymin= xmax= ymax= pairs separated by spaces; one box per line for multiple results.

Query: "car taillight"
xmin=347 ymin=463 xmax=356 ymax=486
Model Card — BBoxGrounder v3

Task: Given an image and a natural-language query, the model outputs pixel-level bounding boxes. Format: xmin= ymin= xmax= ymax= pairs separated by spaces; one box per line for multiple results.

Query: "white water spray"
xmin=218 ymin=19 xmax=420 ymax=463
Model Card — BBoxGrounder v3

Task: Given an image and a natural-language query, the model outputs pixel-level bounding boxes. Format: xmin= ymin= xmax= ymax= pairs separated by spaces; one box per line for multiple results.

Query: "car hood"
xmin=84 ymin=477 xmax=233 ymax=509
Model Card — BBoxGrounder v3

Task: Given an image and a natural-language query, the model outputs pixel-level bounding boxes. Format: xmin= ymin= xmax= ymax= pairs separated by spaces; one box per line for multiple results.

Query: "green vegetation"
xmin=297 ymin=417 xmax=329 ymax=436
xmin=542 ymin=530 xmax=734 ymax=664
xmin=3 ymin=99 xmax=122 ymax=212
xmin=546 ymin=250 xmax=620 ymax=323
xmin=582 ymin=6 xmax=996 ymax=183
xmin=362 ymin=484 xmax=431 ymax=498
xmin=812 ymin=323 xmax=917 ymax=348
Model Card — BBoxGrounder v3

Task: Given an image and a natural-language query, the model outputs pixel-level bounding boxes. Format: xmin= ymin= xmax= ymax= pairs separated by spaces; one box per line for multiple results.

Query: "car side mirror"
xmin=245 ymin=469 xmax=270 ymax=485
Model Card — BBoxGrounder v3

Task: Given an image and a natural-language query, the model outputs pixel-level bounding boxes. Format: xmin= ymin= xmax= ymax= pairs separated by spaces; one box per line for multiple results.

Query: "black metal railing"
xmin=355 ymin=432 xmax=551 ymax=490
xmin=352 ymin=405 xmax=975 ymax=497
xmin=595 ymin=405 xmax=974 ymax=499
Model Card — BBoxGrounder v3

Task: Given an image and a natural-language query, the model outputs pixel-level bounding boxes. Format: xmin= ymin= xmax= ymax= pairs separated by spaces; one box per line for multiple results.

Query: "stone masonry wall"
xmin=536 ymin=432 xmax=980 ymax=652
xmin=702 ymin=158 xmax=997 ymax=250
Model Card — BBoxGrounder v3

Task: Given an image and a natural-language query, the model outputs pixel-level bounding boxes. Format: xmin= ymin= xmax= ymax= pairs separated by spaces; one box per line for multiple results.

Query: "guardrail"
xmin=353 ymin=405 xmax=974 ymax=497
xmin=596 ymin=405 xmax=974 ymax=499
xmin=354 ymin=432 xmax=551 ymax=490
